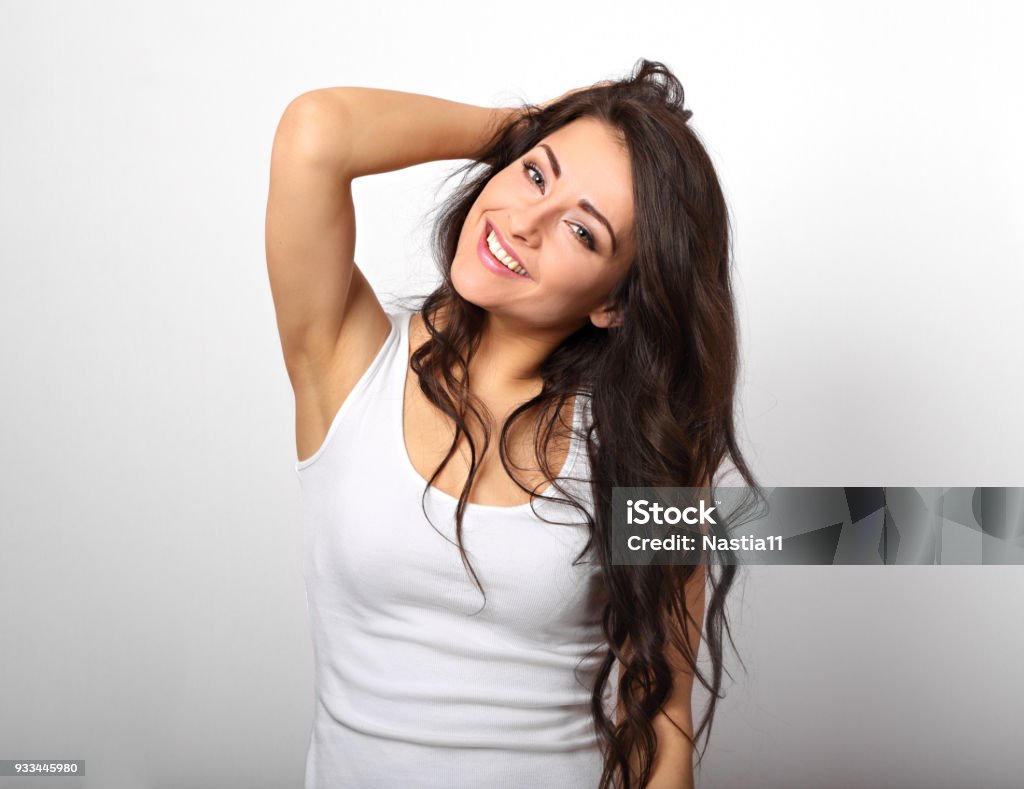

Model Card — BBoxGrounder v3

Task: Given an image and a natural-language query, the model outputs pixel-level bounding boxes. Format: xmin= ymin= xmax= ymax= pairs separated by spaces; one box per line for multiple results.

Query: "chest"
xmin=306 ymin=450 xmax=604 ymax=632
xmin=402 ymin=366 xmax=576 ymax=507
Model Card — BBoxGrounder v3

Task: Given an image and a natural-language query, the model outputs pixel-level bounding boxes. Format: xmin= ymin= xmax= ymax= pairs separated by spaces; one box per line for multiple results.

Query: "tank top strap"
xmin=392 ymin=307 xmax=414 ymax=373
xmin=387 ymin=305 xmax=414 ymax=401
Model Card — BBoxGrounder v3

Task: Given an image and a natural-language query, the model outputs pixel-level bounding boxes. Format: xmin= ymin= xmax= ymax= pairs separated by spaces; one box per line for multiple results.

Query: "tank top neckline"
xmin=395 ymin=309 xmax=584 ymax=514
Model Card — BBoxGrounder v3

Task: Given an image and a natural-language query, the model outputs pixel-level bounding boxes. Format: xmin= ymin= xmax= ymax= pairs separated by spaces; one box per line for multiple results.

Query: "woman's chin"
xmin=451 ymin=262 xmax=501 ymax=309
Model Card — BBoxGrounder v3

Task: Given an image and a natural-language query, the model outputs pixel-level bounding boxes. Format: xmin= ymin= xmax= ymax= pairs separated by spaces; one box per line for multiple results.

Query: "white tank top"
xmin=294 ymin=308 xmax=616 ymax=789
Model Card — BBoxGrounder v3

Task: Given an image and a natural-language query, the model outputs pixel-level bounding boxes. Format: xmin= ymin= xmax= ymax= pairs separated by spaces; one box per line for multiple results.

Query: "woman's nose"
xmin=508 ymin=203 xmax=549 ymax=247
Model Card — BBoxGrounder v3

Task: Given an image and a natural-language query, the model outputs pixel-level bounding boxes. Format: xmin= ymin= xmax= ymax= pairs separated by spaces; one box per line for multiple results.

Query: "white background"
xmin=1 ymin=1 xmax=1022 ymax=787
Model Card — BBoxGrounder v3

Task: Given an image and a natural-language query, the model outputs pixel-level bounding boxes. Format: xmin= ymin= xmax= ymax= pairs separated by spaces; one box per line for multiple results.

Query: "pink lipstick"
xmin=477 ymin=221 xmax=531 ymax=280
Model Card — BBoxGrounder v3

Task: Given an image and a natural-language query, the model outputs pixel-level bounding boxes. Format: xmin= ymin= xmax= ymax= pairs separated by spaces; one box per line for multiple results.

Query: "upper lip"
xmin=485 ymin=220 xmax=530 ymax=277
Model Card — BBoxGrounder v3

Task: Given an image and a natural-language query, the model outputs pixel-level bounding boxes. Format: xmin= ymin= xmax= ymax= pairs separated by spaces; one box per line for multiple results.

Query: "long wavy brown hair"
xmin=407 ymin=58 xmax=760 ymax=788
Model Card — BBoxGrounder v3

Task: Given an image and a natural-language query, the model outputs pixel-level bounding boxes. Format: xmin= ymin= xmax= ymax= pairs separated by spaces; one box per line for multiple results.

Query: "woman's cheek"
xmin=551 ymin=266 xmax=602 ymax=301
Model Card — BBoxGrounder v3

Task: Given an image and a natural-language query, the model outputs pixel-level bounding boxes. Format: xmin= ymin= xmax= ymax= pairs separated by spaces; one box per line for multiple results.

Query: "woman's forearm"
xmin=282 ymin=87 xmax=518 ymax=178
xmin=641 ymin=712 xmax=695 ymax=789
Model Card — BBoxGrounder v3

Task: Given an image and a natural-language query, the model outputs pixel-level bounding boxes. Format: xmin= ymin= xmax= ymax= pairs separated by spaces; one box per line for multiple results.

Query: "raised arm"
xmin=287 ymin=87 xmax=519 ymax=177
xmin=265 ymin=88 xmax=517 ymax=462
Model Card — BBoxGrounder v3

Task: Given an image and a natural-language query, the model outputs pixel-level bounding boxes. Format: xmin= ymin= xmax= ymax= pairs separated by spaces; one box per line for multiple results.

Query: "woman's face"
xmin=451 ymin=117 xmax=635 ymax=331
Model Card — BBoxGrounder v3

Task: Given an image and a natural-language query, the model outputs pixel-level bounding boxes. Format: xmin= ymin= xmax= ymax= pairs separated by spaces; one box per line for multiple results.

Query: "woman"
xmin=266 ymin=58 xmax=758 ymax=789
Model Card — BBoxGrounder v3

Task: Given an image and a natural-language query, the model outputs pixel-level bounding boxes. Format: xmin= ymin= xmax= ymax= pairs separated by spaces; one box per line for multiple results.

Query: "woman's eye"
xmin=523 ymin=160 xmax=545 ymax=192
xmin=571 ymin=223 xmax=596 ymax=251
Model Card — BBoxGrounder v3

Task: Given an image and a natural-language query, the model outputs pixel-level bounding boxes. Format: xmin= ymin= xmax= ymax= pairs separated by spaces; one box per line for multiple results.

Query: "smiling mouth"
xmin=483 ymin=222 xmax=530 ymax=278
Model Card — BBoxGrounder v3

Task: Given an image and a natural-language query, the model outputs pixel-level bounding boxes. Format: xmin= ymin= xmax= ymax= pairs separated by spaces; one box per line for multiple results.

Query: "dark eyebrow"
xmin=538 ymin=143 xmax=618 ymax=255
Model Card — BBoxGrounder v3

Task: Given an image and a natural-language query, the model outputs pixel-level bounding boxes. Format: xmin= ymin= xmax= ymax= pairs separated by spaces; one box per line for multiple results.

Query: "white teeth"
xmin=487 ymin=231 xmax=528 ymax=277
